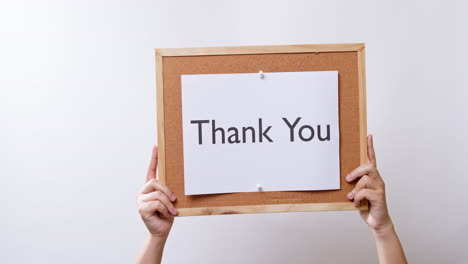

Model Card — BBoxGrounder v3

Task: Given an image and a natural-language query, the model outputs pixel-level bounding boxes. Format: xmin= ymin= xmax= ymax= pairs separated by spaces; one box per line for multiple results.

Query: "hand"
xmin=346 ymin=135 xmax=392 ymax=233
xmin=137 ymin=146 xmax=178 ymax=238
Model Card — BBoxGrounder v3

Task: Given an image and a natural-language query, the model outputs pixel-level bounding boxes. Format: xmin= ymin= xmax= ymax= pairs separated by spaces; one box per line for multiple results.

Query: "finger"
xmin=145 ymin=146 xmax=158 ymax=183
xmin=346 ymin=163 xmax=373 ymax=182
xmin=353 ymin=188 xmax=380 ymax=207
xmin=141 ymin=190 xmax=178 ymax=215
xmin=347 ymin=175 xmax=379 ymax=200
xmin=140 ymin=179 xmax=176 ymax=202
xmin=139 ymin=200 xmax=170 ymax=219
xmin=367 ymin=134 xmax=377 ymax=166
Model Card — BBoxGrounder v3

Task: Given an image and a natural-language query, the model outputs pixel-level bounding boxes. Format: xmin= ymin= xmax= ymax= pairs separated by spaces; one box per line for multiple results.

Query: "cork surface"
xmin=162 ymin=51 xmax=361 ymax=209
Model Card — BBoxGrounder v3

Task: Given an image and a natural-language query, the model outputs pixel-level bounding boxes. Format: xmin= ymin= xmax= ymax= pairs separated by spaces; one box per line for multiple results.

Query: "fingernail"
xmin=346 ymin=174 xmax=351 ymax=181
xmin=170 ymin=195 xmax=177 ymax=201
xmin=347 ymin=192 xmax=353 ymax=199
xmin=171 ymin=208 xmax=178 ymax=215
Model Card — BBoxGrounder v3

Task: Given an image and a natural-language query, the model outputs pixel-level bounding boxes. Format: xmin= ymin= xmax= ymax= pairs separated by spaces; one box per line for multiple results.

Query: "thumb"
xmin=146 ymin=146 xmax=158 ymax=182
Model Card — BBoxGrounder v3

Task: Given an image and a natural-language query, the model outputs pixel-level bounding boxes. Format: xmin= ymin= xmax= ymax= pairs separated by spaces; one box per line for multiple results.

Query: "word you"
xmin=190 ymin=117 xmax=331 ymax=145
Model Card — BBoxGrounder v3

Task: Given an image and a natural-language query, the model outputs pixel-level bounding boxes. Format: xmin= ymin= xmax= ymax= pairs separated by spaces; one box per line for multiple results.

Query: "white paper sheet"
xmin=181 ymin=71 xmax=340 ymax=195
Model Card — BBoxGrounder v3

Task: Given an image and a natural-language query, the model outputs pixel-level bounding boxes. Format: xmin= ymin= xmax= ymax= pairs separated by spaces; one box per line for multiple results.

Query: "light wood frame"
xmin=155 ymin=43 xmax=367 ymax=216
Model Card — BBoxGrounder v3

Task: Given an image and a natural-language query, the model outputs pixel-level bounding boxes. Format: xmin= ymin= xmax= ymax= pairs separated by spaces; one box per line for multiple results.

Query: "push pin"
xmin=259 ymin=70 xmax=265 ymax=79
xmin=257 ymin=184 xmax=262 ymax=191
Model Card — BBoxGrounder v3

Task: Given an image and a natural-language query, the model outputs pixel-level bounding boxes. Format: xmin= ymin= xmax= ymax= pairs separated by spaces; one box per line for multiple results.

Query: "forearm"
xmin=136 ymin=235 xmax=168 ymax=264
xmin=372 ymin=222 xmax=407 ymax=264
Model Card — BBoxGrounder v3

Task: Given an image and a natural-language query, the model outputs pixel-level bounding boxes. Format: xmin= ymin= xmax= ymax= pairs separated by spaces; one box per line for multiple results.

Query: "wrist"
xmin=148 ymin=226 xmax=172 ymax=240
xmin=137 ymin=234 xmax=168 ymax=264
xmin=371 ymin=220 xmax=395 ymax=238
xmin=148 ymin=233 xmax=170 ymax=250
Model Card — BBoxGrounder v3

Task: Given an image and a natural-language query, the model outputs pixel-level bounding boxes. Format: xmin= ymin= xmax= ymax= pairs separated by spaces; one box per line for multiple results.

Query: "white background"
xmin=1 ymin=0 xmax=467 ymax=263
xmin=182 ymin=72 xmax=340 ymax=195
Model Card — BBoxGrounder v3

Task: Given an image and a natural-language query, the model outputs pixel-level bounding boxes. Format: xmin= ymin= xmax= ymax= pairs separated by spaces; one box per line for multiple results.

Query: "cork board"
xmin=155 ymin=44 xmax=367 ymax=216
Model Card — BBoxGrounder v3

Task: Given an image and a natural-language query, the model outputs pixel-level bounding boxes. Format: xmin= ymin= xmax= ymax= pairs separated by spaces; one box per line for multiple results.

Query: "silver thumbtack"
xmin=259 ymin=70 xmax=265 ymax=79
xmin=257 ymin=184 xmax=262 ymax=191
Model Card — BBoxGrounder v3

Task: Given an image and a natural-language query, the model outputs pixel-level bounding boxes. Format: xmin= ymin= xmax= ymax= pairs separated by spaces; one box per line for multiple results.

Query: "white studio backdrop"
xmin=1 ymin=0 xmax=466 ymax=263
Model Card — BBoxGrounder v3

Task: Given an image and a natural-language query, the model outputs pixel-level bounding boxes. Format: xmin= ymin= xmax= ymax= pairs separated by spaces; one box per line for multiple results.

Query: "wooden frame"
xmin=155 ymin=43 xmax=367 ymax=216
